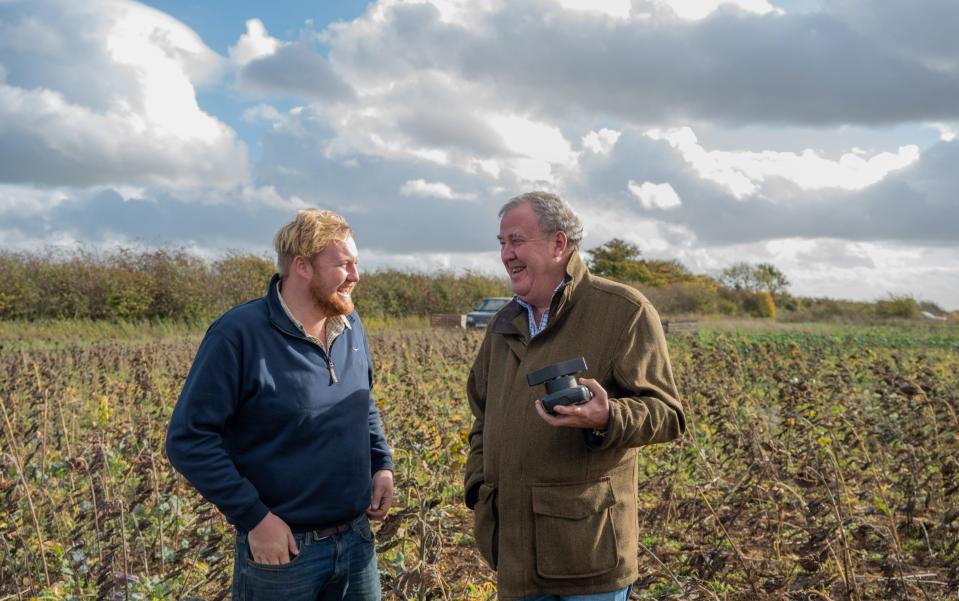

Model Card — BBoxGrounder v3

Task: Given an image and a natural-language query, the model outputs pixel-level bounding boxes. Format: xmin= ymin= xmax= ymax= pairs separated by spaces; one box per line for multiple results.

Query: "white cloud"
xmin=0 ymin=183 xmax=68 ymax=215
xmin=242 ymin=103 xmax=284 ymax=124
xmin=628 ymin=180 xmax=683 ymax=210
xmin=487 ymin=114 xmax=578 ymax=183
xmin=582 ymin=128 xmax=622 ymax=155
xmin=646 ymin=126 xmax=920 ymax=198
xmin=576 ymin=203 xmax=696 ymax=256
xmin=659 ymin=0 xmax=782 ymax=20
xmin=358 ymin=247 xmax=502 ymax=274
xmin=0 ymin=0 xmax=247 ymax=189
xmin=400 ymin=179 xmax=477 ymax=200
xmin=228 ymin=19 xmax=281 ymax=66
xmin=930 ymin=122 xmax=957 ymax=142
xmin=555 ymin=0 xmax=631 ymax=19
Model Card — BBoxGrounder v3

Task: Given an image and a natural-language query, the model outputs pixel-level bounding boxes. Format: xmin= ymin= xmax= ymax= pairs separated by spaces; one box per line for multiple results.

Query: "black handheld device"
xmin=526 ymin=357 xmax=592 ymax=416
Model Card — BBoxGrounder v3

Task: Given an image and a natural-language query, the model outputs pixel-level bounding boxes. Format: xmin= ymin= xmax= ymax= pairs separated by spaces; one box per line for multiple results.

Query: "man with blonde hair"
xmin=167 ymin=208 xmax=393 ymax=600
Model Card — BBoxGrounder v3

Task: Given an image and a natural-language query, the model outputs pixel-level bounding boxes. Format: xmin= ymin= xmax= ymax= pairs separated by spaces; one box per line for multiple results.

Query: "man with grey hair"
xmin=464 ymin=191 xmax=686 ymax=600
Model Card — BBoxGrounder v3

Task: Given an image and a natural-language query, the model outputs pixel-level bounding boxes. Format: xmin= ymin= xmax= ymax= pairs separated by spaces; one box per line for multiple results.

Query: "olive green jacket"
xmin=464 ymin=253 xmax=686 ymax=599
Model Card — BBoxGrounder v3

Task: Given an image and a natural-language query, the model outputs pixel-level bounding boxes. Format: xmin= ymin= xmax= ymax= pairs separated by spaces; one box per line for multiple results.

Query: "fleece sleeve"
xmin=165 ymin=329 xmax=269 ymax=532
xmin=361 ymin=326 xmax=393 ymax=475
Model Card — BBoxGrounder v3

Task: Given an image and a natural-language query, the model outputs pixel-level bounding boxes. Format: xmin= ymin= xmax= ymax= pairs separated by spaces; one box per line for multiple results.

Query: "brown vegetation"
xmin=1 ymin=323 xmax=957 ymax=599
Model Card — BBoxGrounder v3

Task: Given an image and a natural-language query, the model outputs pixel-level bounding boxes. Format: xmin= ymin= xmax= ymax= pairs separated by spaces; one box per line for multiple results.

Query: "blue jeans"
xmin=231 ymin=515 xmax=381 ymax=601
xmin=519 ymin=585 xmax=631 ymax=601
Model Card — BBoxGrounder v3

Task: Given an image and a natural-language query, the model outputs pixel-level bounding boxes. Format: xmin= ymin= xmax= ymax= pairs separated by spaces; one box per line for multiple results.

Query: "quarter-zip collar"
xmin=265 ymin=273 xmax=356 ymax=384
xmin=275 ymin=279 xmax=351 ymax=349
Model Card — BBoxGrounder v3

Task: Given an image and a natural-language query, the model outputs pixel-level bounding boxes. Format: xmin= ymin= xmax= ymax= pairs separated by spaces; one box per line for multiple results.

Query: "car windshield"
xmin=477 ymin=298 xmax=509 ymax=311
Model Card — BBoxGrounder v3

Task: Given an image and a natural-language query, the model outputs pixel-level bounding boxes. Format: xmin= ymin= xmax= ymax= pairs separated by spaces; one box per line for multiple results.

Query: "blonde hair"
xmin=273 ymin=209 xmax=353 ymax=277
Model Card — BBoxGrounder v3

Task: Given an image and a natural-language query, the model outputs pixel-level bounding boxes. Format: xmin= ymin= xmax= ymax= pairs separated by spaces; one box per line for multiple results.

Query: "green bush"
xmin=740 ymin=290 xmax=776 ymax=319
xmin=0 ymin=249 xmax=511 ymax=322
xmin=876 ymin=295 xmax=920 ymax=319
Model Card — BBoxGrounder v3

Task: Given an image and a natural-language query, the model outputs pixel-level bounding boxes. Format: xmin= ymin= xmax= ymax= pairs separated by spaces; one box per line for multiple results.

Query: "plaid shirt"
xmin=276 ymin=281 xmax=350 ymax=350
xmin=514 ymin=277 xmax=570 ymax=337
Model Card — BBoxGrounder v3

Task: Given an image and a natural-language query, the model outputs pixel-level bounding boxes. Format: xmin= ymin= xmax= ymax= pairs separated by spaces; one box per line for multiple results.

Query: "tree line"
xmin=0 ymin=243 xmax=946 ymax=322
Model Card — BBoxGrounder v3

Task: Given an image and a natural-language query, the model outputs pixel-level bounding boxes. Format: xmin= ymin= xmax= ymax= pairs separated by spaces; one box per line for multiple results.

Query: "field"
xmin=1 ymin=320 xmax=958 ymax=600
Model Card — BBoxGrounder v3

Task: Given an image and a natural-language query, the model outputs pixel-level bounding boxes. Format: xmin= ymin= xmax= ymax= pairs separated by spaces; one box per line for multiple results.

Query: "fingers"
xmin=288 ymin=531 xmax=299 ymax=557
xmin=369 ymin=472 xmax=395 ymax=521
xmin=368 ymin=492 xmax=392 ymax=520
xmin=248 ymin=512 xmax=295 ymax=564
xmin=534 ymin=381 xmax=609 ymax=429
xmin=252 ymin=546 xmax=290 ymax=565
xmin=534 ymin=399 xmax=581 ymax=427
xmin=579 ymin=378 xmax=606 ymax=401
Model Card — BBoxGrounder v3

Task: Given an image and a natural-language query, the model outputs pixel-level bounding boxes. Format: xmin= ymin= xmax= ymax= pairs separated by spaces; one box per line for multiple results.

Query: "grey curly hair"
xmin=498 ymin=191 xmax=584 ymax=250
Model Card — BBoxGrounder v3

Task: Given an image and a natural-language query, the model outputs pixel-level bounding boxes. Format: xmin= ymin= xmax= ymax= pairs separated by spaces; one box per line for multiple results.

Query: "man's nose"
xmin=348 ymin=264 xmax=359 ymax=281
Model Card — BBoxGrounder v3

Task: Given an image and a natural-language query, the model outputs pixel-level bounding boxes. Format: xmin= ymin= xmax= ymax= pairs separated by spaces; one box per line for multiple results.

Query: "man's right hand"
xmin=248 ymin=511 xmax=298 ymax=565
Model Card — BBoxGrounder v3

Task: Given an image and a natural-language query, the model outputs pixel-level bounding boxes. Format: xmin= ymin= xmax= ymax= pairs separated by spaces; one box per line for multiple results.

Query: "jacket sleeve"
xmin=363 ymin=328 xmax=393 ymax=475
xmin=590 ymin=301 xmax=686 ymax=450
xmin=165 ymin=329 xmax=269 ymax=532
xmin=463 ymin=331 xmax=491 ymax=509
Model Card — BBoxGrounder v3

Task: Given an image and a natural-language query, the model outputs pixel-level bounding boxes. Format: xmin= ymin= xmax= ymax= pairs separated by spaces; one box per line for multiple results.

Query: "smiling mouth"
xmin=509 ymin=265 xmax=526 ymax=276
xmin=337 ymin=286 xmax=354 ymax=297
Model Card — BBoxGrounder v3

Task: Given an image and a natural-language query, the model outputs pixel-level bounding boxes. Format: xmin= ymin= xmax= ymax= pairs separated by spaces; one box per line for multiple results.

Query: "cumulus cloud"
xmin=400 ymin=179 xmax=477 ymax=200
xmin=645 ymin=126 xmax=921 ymax=198
xmin=582 ymin=129 xmax=622 ymax=155
xmin=231 ymin=20 xmax=355 ymax=103
xmin=628 ymin=180 xmax=682 ymax=210
xmin=0 ymin=183 xmax=310 ymax=255
xmin=0 ymin=0 xmax=247 ymax=189
xmin=323 ymin=0 xmax=959 ymax=129
xmin=228 ymin=19 xmax=280 ymax=66
xmin=3 ymin=0 xmax=959 ymax=310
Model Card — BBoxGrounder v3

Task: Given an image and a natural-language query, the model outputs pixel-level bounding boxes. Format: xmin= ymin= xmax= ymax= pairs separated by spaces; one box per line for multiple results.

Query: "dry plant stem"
xmin=57 ymin=391 xmax=74 ymax=459
xmin=849 ymin=428 xmax=919 ymax=600
xmin=120 ymin=499 xmax=131 ymax=601
xmin=90 ymin=473 xmax=104 ymax=564
xmin=0 ymin=401 xmax=52 ymax=589
xmin=149 ymin=451 xmax=167 ymax=571
xmin=823 ymin=450 xmax=859 ymax=601
xmin=32 ymin=363 xmax=49 ymax=485
xmin=697 ymin=488 xmax=760 ymax=596
xmin=919 ymin=392 xmax=946 ymax=512
xmin=636 ymin=538 xmax=689 ymax=598
xmin=0 ymin=534 xmax=25 ymax=601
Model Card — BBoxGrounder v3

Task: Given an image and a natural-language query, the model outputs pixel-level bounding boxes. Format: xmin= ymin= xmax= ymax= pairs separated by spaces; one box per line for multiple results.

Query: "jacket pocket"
xmin=531 ymin=478 xmax=619 ymax=579
xmin=473 ymin=482 xmax=499 ymax=569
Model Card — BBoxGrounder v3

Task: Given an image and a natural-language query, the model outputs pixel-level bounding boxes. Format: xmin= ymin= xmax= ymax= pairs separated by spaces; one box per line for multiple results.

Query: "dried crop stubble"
xmin=0 ymin=325 xmax=957 ymax=600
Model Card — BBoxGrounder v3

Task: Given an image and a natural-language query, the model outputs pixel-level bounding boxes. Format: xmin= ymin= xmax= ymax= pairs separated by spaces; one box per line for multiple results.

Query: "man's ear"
xmin=292 ymin=255 xmax=313 ymax=279
xmin=552 ymin=230 xmax=569 ymax=258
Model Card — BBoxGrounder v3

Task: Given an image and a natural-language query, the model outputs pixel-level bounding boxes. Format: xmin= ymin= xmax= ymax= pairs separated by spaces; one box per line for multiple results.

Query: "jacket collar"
xmin=492 ymin=251 xmax=590 ymax=339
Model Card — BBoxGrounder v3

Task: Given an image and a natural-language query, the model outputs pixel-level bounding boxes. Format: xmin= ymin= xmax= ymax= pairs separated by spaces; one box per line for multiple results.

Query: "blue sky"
xmin=1 ymin=0 xmax=957 ymax=309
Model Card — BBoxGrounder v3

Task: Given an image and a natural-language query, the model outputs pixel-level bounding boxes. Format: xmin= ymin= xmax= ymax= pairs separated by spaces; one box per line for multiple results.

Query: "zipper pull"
xmin=328 ymin=358 xmax=339 ymax=384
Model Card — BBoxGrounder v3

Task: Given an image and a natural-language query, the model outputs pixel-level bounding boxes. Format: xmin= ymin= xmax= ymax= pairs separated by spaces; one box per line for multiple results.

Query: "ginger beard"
xmin=311 ymin=279 xmax=354 ymax=317
xmin=309 ymin=236 xmax=358 ymax=317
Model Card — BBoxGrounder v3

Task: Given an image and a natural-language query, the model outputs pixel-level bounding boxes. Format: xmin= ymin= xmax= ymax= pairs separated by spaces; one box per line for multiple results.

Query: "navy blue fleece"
xmin=166 ymin=274 xmax=393 ymax=533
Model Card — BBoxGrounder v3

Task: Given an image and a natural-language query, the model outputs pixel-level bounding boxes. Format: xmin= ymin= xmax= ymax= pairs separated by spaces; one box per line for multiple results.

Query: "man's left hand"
xmin=534 ymin=377 xmax=610 ymax=430
xmin=367 ymin=469 xmax=394 ymax=521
